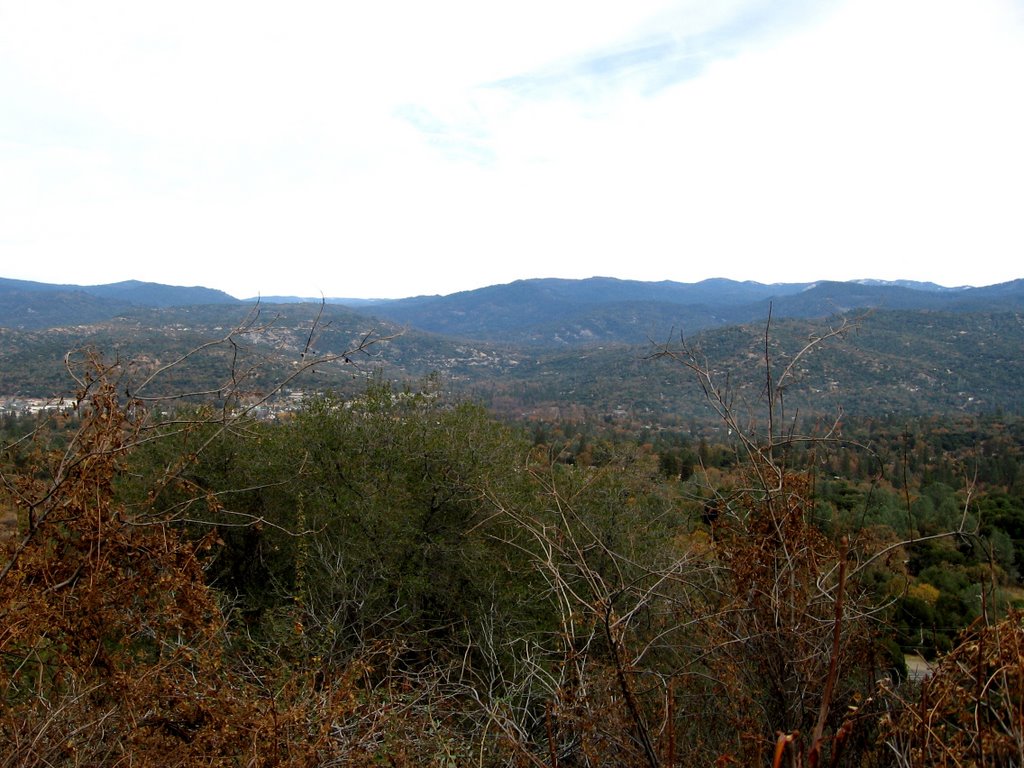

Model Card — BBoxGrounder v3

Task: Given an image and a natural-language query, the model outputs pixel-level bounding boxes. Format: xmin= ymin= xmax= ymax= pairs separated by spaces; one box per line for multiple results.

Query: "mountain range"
xmin=356 ymin=277 xmax=1017 ymax=345
xmin=4 ymin=274 xmax=1023 ymax=343
xmin=2 ymin=275 xmax=1024 ymax=427
xmin=0 ymin=277 xmax=237 ymax=330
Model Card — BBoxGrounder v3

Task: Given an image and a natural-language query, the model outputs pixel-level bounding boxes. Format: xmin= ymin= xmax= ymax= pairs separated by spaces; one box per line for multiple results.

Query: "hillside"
xmin=3 ymin=300 xmax=1023 ymax=431
xmin=4 ymin=278 xmax=1024 ymax=768
xmin=0 ymin=277 xmax=240 ymax=330
xmin=475 ymin=310 xmax=1024 ymax=429
xmin=0 ymin=301 xmax=517 ymax=403
xmin=5 ymin=275 xmax=1022 ymax=346
xmin=356 ymin=276 xmax=808 ymax=343
xmin=358 ymin=276 xmax=1024 ymax=346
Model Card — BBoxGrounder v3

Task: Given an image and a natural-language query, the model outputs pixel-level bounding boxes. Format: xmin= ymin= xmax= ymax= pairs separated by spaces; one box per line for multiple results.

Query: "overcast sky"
xmin=2 ymin=0 xmax=1022 ymax=299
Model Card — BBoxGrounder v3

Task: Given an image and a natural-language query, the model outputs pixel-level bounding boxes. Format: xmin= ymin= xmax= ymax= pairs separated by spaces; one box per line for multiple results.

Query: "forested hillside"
xmin=359 ymin=277 xmax=1024 ymax=345
xmin=3 ymin=321 xmax=1023 ymax=766
xmin=0 ymin=277 xmax=238 ymax=330
xmin=4 ymin=297 xmax=1024 ymax=433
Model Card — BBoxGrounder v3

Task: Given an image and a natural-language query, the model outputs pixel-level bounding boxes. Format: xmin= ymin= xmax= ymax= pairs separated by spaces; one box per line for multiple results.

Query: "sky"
xmin=1 ymin=0 xmax=1022 ymax=299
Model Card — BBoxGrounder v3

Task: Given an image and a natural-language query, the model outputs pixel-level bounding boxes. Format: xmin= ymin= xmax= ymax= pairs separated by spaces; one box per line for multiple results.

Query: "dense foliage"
xmin=3 ymin=341 xmax=1024 ymax=765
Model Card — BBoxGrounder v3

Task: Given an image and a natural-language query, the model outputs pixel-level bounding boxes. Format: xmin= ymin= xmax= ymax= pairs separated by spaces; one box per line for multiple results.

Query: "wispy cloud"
xmin=482 ymin=0 xmax=840 ymax=102
xmin=392 ymin=104 xmax=496 ymax=166
xmin=487 ymin=38 xmax=694 ymax=101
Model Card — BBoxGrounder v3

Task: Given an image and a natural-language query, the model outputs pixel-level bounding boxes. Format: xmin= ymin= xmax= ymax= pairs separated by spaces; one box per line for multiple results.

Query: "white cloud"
xmin=1 ymin=0 xmax=1022 ymax=296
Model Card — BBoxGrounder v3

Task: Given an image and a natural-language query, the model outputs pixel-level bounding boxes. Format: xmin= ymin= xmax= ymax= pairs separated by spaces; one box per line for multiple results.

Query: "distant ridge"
xmin=352 ymin=276 xmax=1024 ymax=346
xmin=2 ymin=275 xmax=1024 ymax=422
xmin=0 ymin=277 xmax=237 ymax=304
xmin=75 ymin=279 xmax=239 ymax=307
xmin=0 ymin=277 xmax=239 ymax=330
xmin=3 ymin=276 xmax=1023 ymax=341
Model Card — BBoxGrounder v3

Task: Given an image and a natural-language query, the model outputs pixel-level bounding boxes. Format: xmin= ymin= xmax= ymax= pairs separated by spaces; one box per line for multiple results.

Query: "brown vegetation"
xmin=2 ymin=318 xmax=1021 ymax=766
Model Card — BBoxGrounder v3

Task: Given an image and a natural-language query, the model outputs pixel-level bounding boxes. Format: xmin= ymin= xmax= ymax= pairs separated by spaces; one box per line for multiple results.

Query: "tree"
xmin=0 ymin=311 xmax=395 ymax=766
xmin=649 ymin=314 xmax=893 ymax=765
